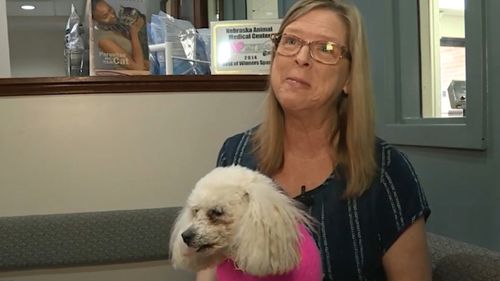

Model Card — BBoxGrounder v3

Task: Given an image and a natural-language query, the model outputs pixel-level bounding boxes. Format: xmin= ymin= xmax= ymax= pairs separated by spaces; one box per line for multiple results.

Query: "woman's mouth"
xmin=286 ymin=77 xmax=310 ymax=87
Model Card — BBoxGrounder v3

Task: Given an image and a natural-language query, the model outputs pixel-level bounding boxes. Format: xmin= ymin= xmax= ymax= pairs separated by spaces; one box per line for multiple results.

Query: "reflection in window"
xmin=420 ymin=0 xmax=465 ymax=118
xmin=441 ymin=37 xmax=465 ymax=115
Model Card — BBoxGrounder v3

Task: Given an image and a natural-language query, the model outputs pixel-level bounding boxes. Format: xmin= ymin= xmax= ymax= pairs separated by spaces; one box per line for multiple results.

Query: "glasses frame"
xmin=270 ymin=33 xmax=351 ymax=65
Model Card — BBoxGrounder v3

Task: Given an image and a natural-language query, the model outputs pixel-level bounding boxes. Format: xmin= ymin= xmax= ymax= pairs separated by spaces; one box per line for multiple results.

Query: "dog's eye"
xmin=192 ymin=208 xmax=200 ymax=216
xmin=207 ymin=207 xmax=224 ymax=220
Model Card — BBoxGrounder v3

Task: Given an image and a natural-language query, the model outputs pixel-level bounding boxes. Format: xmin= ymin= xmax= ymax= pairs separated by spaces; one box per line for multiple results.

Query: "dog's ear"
xmin=231 ymin=178 xmax=308 ymax=276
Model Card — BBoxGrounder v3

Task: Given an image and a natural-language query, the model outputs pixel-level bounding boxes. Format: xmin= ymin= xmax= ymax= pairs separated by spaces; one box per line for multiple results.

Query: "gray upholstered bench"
xmin=0 ymin=207 xmax=181 ymax=271
xmin=2 ymin=208 xmax=500 ymax=281
xmin=428 ymin=232 xmax=500 ymax=281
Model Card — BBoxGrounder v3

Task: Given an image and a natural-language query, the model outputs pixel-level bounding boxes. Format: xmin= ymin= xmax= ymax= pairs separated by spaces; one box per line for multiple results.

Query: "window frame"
xmin=376 ymin=0 xmax=487 ymax=150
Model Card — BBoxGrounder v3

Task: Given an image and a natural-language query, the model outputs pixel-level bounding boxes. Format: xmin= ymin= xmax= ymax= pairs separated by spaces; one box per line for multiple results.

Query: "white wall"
xmin=0 ymin=90 xmax=266 ymax=281
xmin=440 ymin=13 xmax=465 ymax=38
xmin=8 ymin=16 xmax=67 ymax=77
xmin=0 ymin=0 xmax=11 ymax=77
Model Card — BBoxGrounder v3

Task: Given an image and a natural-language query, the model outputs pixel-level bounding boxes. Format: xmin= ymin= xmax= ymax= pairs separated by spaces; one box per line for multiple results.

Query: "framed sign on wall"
xmin=210 ymin=19 xmax=281 ymax=74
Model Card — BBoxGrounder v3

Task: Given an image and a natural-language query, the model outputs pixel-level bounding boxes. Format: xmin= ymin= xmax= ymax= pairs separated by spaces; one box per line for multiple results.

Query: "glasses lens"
xmin=311 ymin=42 xmax=340 ymax=64
xmin=277 ymin=35 xmax=301 ymax=56
xmin=274 ymin=34 xmax=348 ymax=65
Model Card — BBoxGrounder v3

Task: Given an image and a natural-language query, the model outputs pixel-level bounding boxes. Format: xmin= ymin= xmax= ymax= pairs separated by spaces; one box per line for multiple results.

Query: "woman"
xmin=91 ymin=0 xmax=148 ymax=71
xmin=199 ymin=0 xmax=432 ymax=280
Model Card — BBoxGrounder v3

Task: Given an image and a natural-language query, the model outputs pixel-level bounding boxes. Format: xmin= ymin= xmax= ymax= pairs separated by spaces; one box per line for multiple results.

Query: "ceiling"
xmin=6 ymin=0 xmax=86 ymax=32
xmin=6 ymin=0 xmax=160 ymax=31
xmin=6 ymin=0 xmax=86 ymax=17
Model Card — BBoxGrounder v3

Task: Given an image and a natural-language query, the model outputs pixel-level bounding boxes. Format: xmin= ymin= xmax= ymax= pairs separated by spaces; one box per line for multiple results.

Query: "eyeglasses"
xmin=271 ymin=33 xmax=351 ymax=65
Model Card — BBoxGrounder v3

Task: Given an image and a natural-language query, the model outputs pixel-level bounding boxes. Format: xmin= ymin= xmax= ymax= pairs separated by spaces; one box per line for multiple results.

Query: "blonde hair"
xmin=253 ymin=0 xmax=376 ymax=198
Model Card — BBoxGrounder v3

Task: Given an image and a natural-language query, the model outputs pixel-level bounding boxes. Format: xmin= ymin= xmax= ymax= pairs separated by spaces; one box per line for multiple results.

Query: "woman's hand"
xmin=129 ymin=16 xmax=145 ymax=34
xmin=196 ymin=267 xmax=216 ymax=281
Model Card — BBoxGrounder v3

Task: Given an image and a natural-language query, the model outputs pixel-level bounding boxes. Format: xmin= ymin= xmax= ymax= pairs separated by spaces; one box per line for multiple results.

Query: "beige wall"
xmin=0 ymin=261 xmax=194 ymax=281
xmin=0 ymin=91 xmax=265 ymax=217
xmin=0 ymin=90 xmax=266 ymax=281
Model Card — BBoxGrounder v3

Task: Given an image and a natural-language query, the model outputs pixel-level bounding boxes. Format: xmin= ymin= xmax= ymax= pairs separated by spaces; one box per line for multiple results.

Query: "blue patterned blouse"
xmin=216 ymin=129 xmax=431 ymax=281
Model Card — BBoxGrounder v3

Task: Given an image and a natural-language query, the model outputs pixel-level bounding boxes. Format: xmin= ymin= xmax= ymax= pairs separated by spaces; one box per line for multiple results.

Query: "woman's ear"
xmin=343 ymin=78 xmax=351 ymax=95
xmin=230 ymin=181 xmax=306 ymax=276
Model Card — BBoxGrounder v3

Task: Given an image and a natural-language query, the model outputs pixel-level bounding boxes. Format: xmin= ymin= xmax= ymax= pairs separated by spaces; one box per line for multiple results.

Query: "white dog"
xmin=170 ymin=165 xmax=322 ymax=280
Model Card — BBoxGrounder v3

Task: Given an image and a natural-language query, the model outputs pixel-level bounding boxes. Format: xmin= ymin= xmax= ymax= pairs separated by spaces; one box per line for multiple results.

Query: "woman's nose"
xmin=294 ymin=45 xmax=311 ymax=66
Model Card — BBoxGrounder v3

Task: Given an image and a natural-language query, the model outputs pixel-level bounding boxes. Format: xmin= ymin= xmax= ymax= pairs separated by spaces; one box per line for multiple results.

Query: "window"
xmin=375 ymin=0 xmax=486 ymax=150
xmin=420 ymin=0 xmax=466 ymax=118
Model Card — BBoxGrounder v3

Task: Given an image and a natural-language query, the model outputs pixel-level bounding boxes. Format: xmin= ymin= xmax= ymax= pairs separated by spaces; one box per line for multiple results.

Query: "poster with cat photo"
xmin=87 ymin=0 xmax=150 ymax=75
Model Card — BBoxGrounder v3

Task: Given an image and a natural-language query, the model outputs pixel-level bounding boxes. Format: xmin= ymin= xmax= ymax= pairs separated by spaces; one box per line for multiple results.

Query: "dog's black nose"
xmin=181 ymin=229 xmax=196 ymax=246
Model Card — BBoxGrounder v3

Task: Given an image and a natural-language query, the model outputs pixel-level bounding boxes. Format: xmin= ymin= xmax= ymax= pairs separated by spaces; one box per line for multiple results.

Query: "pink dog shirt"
xmin=216 ymin=225 xmax=323 ymax=281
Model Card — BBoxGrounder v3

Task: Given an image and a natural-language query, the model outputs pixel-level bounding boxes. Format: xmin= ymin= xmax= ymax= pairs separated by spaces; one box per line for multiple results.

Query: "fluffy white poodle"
xmin=170 ymin=165 xmax=322 ymax=280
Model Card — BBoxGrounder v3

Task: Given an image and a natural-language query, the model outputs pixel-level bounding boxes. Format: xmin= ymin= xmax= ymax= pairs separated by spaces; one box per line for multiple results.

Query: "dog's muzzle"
xmin=181 ymin=228 xmax=215 ymax=252
xmin=181 ymin=228 xmax=196 ymax=246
